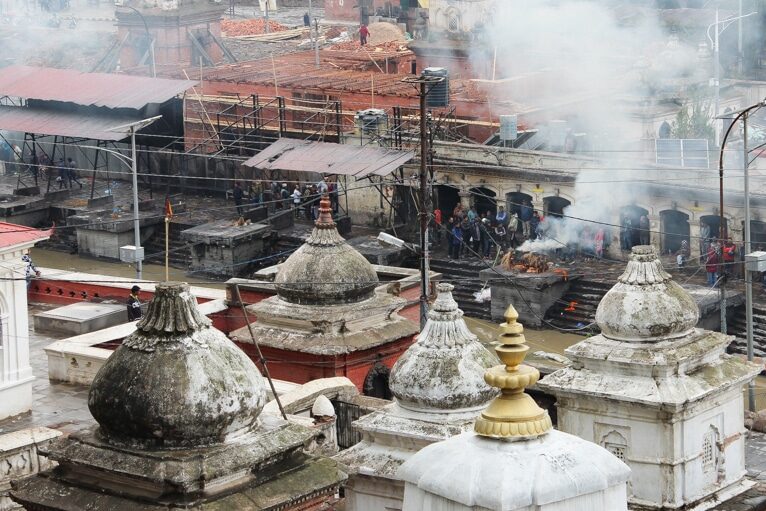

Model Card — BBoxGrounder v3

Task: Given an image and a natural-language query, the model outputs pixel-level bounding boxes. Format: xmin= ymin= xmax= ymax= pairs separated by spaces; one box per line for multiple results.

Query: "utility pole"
xmin=314 ymin=17 xmax=320 ymax=68
xmin=743 ymin=110 xmax=756 ymax=411
xmin=402 ymin=73 xmax=443 ymax=329
xmin=130 ymin=126 xmax=142 ymax=280
xmin=418 ymin=79 xmax=428 ymax=329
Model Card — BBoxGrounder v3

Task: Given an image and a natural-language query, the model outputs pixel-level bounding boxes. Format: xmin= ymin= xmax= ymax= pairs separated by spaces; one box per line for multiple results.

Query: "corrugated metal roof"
xmin=243 ymin=139 xmax=414 ymax=178
xmin=0 ymin=222 xmax=51 ymax=249
xmin=0 ymin=66 xmax=196 ymax=110
xmin=0 ymin=105 xmax=142 ymax=141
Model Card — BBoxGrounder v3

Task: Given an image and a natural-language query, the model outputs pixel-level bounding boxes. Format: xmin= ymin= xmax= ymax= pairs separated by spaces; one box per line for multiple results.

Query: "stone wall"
xmin=0 ymin=427 xmax=61 ymax=511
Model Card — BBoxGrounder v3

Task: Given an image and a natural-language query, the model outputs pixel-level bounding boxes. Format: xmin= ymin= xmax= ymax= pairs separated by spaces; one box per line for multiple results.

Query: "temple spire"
xmin=474 ymin=304 xmax=552 ymax=439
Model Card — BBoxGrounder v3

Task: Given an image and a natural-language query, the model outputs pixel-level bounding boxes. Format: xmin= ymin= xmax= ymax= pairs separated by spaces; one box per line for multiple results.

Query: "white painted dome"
xmin=399 ymin=429 xmax=630 ymax=511
xmin=595 ymin=245 xmax=699 ymax=342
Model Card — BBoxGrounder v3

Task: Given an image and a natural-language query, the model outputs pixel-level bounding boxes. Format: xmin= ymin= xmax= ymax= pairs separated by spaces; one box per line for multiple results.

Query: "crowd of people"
xmin=434 ymin=201 xmax=539 ymax=260
xmin=231 ymin=177 xmax=339 ymax=219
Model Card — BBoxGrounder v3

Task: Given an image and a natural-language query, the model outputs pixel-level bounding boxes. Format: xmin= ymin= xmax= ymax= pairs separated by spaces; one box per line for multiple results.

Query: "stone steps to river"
xmin=428 ymin=257 xmax=493 ymax=321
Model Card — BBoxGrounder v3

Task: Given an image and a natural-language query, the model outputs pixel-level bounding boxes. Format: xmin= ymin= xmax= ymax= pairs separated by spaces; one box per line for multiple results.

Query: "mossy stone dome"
xmin=595 ymin=245 xmax=699 ymax=342
xmin=275 ymin=197 xmax=379 ymax=305
xmin=88 ymin=282 xmax=267 ymax=449
xmin=389 ymin=283 xmax=498 ymax=411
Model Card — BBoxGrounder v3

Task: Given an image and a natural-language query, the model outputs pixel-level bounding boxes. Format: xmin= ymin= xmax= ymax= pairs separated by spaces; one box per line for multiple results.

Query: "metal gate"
xmin=333 ymin=400 xmax=362 ymax=449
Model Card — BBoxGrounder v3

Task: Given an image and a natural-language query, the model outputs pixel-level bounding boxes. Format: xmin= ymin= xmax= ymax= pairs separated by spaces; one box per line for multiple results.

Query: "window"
xmin=703 ymin=428 xmax=717 ymax=472
xmin=606 ymin=443 xmax=626 ymax=461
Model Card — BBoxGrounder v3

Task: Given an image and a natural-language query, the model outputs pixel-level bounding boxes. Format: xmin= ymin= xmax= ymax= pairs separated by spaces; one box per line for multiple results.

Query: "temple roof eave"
xmin=537 ymin=356 xmax=761 ymax=409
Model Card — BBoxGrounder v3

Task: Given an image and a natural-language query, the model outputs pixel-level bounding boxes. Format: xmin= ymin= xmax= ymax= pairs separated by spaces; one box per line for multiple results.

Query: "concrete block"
xmin=34 ymin=302 xmax=127 ymax=335
xmin=87 ymin=195 xmax=114 ymax=209
xmin=13 ymin=186 xmax=40 ymax=196
xmin=44 ymin=189 xmax=71 ymax=201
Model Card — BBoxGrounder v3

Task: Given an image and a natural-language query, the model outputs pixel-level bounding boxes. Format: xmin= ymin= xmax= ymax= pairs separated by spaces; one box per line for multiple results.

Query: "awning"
xmin=242 ymin=139 xmax=415 ymax=178
xmin=0 ymin=105 xmax=141 ymax=141
xmin=0 ymin=65 xmax=196 ymax=110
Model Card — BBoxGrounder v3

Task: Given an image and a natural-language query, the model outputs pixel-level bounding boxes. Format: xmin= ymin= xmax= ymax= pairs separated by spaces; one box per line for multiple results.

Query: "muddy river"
xmin=28 ymin=248 xmax=766 ymax=410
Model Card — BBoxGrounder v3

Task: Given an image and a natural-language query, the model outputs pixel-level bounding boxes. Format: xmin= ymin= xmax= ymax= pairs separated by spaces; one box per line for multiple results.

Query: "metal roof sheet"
xmin=0 ymin=222 xmax=51 ymax=249
xmin=0 ymin=105 xmax=142 ymax=141
xmin=243 ymin=139 xmax=414 ymax=178
xmin=0 ymin=66 xmax=196 ymax=110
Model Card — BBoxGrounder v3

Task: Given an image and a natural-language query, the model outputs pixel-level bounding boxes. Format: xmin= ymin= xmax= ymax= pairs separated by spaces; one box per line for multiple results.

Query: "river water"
xmin=28 ymin=248 xmax=766 ymax=410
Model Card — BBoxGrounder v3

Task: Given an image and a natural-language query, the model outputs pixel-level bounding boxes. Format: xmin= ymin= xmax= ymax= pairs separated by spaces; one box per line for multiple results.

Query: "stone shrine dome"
xmin=275 ymin=196 xmax=379 ymax=305
xmin=595 ymin=245 xmax=699 ymax=342
xmin=398 ymin=304 xmax=630 ymax=511
xmin=88 ymin=282 xmax=267 ymax=448
xmin=389 ymin=283 xmax=498 ymax=412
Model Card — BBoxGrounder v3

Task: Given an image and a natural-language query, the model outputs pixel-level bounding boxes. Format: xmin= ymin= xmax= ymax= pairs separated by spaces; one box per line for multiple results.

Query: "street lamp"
xmin=718 ymin=98 xmax=766 ymax=412
xmin=117 ymin=5 xmax=156 ymax=78
xmin=707 ymin=9 xmax=757 ymax=147
xmin=108 ymin=115 xmax=163 ymax=280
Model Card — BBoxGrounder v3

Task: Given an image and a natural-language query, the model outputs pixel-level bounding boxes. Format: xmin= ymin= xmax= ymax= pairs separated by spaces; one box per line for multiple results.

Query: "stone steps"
xmin=544 ymin=278 xmax=610 ymax=332
xmin=428 ymin=257 xmax=493 ymax=321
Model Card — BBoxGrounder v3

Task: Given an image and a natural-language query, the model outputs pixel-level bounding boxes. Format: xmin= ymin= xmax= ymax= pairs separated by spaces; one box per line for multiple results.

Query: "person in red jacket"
xmin=433 ymin=208 xmax=442 ymax=244
xmin=359 ymin=24 xmax=370 ymax=45
xmin=722 ymin=238 xmax=737 ymax=278
xmin=705 ymin=243 xmax=720 ymax=287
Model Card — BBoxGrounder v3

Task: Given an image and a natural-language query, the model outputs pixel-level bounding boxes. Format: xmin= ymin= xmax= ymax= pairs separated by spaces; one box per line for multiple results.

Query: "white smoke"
xmin=477 ymin=0 xmax=704 ymax=253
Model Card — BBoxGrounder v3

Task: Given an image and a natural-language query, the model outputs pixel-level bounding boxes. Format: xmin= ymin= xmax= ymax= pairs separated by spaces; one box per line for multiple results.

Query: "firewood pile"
xmin=500 ymin=251 xmax=552 ymax=273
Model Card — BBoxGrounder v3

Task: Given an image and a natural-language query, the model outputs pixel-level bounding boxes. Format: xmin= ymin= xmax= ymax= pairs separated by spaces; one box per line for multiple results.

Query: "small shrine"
xmin=398 ymin=304 xmax=631 ymax=510
xmin=538 ymin=246 xmax=762 ymax=510
xmin=229 ymin=196 xmax=418 ymax=395
xmin=335 ymin=283 xmax=499 ymax=511
xmin=11 ymin=282 xmax=345 ymax=509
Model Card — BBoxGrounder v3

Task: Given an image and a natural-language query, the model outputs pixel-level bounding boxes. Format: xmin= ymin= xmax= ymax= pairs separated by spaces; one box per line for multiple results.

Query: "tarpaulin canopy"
xmin=242 ymin=139 xmax=415 ymax=178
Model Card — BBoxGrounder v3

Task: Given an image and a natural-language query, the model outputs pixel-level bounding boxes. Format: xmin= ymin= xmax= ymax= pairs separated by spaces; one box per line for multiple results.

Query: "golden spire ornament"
xmin=474 ymin=304 xmax=552 ymax=438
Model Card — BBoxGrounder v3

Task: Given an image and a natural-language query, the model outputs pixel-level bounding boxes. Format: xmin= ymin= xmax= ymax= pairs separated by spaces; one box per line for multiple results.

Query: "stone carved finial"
xmin=474 ymin=304 xmax=552 ymax=439
xmin=305 ymin=195 xmax=345 ymax=247
xmin=315 ymin=195 xmax=335 ymax=229
xmin=132 ymin=282 xmax=211 ymax=339
xmin=618 ymin=245 xmax=672 ymax=285
xmin=417 ymin=283 xmax=476 ymax=348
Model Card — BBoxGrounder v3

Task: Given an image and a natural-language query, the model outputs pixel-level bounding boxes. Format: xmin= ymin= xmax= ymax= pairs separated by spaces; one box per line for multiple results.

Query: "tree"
xmin=671 ymin=98 xmax=715 ymax=143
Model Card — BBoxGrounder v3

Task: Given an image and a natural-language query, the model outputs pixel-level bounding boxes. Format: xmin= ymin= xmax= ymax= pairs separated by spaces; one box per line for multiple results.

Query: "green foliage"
xmin=671 ymin=99 xmax=715 ymax=143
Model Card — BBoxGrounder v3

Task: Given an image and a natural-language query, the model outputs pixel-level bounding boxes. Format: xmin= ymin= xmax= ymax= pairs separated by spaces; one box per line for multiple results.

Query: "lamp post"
xmin=118 ymin=5 xmax=156 ymax=78
xmin=108 ymin=115 xmax=163 ymax=281
xmin=707 ymin=9 xmax=757 ymax=147
xmin=718 ymin=99 xmax=766 ymax=412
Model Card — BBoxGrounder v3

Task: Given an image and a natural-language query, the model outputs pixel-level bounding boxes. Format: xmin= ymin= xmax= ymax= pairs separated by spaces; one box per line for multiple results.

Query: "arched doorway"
xmin=471 ymin=187 xmax=496 ymax=217
xmin=435 ymin=184 xmax=460 ymax=219
xmin=700 ymin=215 xmax=727 ymax=240
xmin=620 ymin=205 xmax=649 ymax=250
xmin=363 ymin=361 xmax=392 ymax=400
xmin=544 ymin=196 xmax=571 ymax=218
xmin=506 ymin=191 xmax=532 ymax=217
xmin=750 ymin=221 xmax=766 ymax=251
xmin=660 ymin=210 xmax=690 ymax=254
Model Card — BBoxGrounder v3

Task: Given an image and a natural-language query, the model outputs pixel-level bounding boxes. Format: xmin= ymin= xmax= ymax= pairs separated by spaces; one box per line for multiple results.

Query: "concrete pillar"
xmin=690 ymin=223 xmax=702 ymax=261
xmin=459 ymin=188 xmax=471 ymax=210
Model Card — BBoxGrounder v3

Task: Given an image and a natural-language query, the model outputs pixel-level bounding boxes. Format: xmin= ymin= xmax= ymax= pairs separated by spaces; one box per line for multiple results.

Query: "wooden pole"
xmin=165 ymin=217 xmax=170 ymax=281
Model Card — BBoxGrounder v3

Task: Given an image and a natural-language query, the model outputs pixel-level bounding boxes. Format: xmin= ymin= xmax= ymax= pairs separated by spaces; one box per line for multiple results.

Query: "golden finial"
xmin=474 ymin=304 xmax=552 ymax=438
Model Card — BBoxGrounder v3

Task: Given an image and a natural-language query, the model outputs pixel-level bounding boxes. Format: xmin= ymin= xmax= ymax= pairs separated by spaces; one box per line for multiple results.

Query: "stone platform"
xmin=33 ymin=302 xmax=126 ymax=336
xmin=182 ymin=220 xmax=271 ymax=277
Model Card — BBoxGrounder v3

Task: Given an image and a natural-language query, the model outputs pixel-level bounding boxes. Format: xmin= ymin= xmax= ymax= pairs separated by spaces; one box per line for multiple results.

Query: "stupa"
xmin=11 ymin=282 xmax=345 ymax=509
xmin=398 ymin=304 xmax=631 ymax=510
xmin=230 ymin=196 xmax=418 ymax=394
xmin=538 ymin=245 xmax=762 ymax=510
xmin=334 ymin=283 xmax=499 ymax=511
